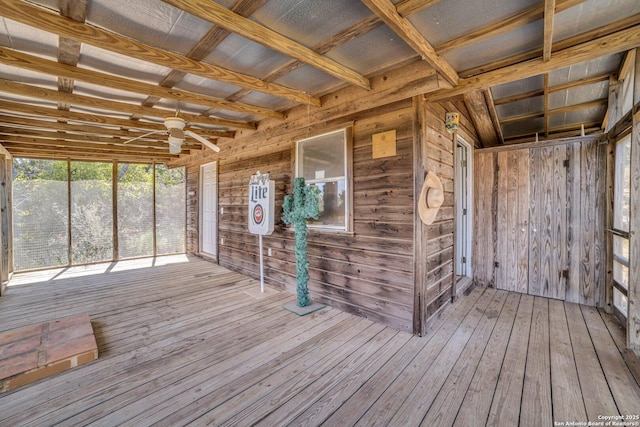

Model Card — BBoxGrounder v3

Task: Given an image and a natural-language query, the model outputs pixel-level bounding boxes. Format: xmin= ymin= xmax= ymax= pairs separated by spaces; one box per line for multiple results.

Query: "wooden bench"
xmin=0 ymin=313 xmax=98 ymax=393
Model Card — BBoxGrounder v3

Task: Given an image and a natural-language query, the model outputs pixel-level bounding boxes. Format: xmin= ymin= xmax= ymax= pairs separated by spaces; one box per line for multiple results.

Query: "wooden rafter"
xmin=543 ymin=0 xmax=556 ymax=62
xmin=0 ymin=0 xmax=320 ymax=107
xmin=493 ymin=73 xmax=613 ymax=106
xmin=56 ymin=0 xmax=88 ymax=110
xmin=360 ymin=0 xmax=459 ymax=86
xmin=460 ymin=13 xmax=640 ymax=78
xmin=0 ymin=129 xmax=200 ymax=150
xmin=0 ymin=100 xmax=233 ymax=139
xmin=395 ymin=0 xmax=442 ymax=17
xmin=544 ymin=74 xmax=550 ymax=136
xmin=463 ymin=90 xmax=500 ymax=147
xmin=0 ymin=79 xmax=253 ymax=130
xmin=0 ymin=47 xmax=282 ymax=120
xmin=500 ymin=98 xmax=607 ymax=125
xmin=435 ymin=0 xmax=584 ymax=55
xmin=484 ymin=89 xmax=505 ymax=144
xmin=504 ymin=121 xmax=601 ymax=143
xmin=136 ymin=0 xmax=268 ymax=119
xmin=161 ymin=0 xmax=371 ymax=90
xmin=226 ymin=15 xmax=384 ymax=104
xmin=426 ymin=24 xmax=640 ymax=101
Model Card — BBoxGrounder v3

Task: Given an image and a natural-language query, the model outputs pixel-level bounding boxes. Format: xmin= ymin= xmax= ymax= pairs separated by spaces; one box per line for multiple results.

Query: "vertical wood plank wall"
xmin=473 ymin=138 xmax=606 ymax=307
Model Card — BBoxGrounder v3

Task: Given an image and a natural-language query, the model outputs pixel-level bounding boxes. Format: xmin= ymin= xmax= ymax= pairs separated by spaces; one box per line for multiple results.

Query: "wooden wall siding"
xmin=496 ymin=149 xmax=529 ymax=294
xmin=414 ymin=99 xmax=459 ymax=335
xmin=186 ymin=101 xmax=417 ymax=332
xmin=473 ymin=151 xmax=495 ymax=288
xmin=0 ymin=155 xmax=12 ymax=293
xmin=628 ymin=47 xmax=639 ymax=352
xmin=473 ymin=138 xmax=606 ymax=307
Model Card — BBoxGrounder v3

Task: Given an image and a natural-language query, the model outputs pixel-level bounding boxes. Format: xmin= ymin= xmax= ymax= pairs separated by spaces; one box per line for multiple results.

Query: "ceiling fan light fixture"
xmin=164 ymin=116 xmax=186 ymax=130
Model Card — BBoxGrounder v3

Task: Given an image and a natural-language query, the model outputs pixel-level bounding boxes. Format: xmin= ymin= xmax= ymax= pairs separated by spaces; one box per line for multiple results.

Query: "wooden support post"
xmin=628 ymin=48 xmax=640 ymax=354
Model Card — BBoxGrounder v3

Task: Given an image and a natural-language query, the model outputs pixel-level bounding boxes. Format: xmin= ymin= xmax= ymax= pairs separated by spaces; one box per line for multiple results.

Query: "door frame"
xmin=455 ymin=136 xmax=473 ymax=279
xmin=199 ymin=162 xmax=218 ymax=260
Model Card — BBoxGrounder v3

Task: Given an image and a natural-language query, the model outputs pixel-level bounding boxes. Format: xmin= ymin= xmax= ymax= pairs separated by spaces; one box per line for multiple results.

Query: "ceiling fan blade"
xmin=185 ymin=130 xmax=220 ymax=152
xmin=123 ymin=130 xmax=165 ymax=144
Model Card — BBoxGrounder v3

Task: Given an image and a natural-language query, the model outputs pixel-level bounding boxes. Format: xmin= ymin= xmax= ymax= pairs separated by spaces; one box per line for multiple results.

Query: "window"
xmin=296 ymin=128 xmax=351 ymax=230
xmin=612 ymin=135 xmax=631 ymax=317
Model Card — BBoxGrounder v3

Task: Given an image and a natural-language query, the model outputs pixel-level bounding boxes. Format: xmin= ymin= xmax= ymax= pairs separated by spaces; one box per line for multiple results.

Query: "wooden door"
xmin=494 ymin=149 xmax=529 ymax=293
xmin=528 ymin=145 xmax=568 ymax=300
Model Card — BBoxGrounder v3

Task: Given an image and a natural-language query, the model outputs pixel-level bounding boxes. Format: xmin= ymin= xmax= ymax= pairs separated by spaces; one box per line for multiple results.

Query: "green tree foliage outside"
xmin=13 ymin=159 xmax=186 ymax=271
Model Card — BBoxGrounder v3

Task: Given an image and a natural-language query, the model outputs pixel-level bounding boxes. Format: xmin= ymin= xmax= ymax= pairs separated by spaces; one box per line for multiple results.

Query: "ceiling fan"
xmin=125 ymin=116 xmax=220 ymax=154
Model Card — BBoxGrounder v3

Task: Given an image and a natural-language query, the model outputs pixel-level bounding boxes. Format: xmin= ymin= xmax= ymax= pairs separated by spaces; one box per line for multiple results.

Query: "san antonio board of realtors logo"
xmin=252 ymin=203 xmax=264 ymax=225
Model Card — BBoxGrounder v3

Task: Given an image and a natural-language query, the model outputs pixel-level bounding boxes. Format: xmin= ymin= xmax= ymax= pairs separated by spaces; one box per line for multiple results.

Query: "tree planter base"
xmin=282 ymin=301 xmax=325 ymax=316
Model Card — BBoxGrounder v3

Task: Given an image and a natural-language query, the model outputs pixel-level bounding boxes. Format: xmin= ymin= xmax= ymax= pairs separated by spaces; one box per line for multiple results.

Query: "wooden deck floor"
xmin=1 ymin=255 xmax=639 ymax=426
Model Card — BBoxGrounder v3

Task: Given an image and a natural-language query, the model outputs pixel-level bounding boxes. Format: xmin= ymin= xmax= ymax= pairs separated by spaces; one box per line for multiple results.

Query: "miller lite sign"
xmin=248 ymin=171 xmax=275 ymax=235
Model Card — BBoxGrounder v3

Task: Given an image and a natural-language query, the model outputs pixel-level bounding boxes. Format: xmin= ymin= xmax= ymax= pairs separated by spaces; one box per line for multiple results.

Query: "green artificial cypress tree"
xmin=282 ymin=177 xmax=320 ymax=307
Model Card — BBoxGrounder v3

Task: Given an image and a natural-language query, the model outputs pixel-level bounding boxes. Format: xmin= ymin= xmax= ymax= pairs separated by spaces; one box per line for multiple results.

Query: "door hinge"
xmin=461 ymin=160 xmax=467 ymax=168
xmin=461 ymin=256 xmax=467 ymax=264
xmin=462 ymin=208 xmax=467 ymax=215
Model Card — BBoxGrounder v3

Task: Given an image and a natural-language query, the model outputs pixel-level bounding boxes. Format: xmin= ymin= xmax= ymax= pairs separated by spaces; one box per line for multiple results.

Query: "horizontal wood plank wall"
xmin=414 ymin=98 xmax=477 ymax=335
xmin=473 ymin=138 xmax=606 ymax=307
xmin=186 ymin=101 xmax=416 ymax=332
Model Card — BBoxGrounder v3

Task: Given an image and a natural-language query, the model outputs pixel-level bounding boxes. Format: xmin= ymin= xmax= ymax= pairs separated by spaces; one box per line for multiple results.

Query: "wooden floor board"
xmin=549 ymin=299 xmax=588 ymax=422
xmin=486 ymin=294 xmax=534 ymax=427
xmin=453 ymin=292 xmax=521 ymax=427
xmin=1 ymin=257 xmax=639 ymax=426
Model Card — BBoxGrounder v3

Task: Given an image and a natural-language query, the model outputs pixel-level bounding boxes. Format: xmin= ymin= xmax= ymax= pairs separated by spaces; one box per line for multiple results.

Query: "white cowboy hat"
xmin=418 ymin=171 xmax=444 ymax=225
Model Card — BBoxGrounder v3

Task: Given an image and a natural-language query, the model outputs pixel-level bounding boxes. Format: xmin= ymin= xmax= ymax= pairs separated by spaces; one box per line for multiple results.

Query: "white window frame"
xmin=295 ymin=128 xmax=352 ymax=232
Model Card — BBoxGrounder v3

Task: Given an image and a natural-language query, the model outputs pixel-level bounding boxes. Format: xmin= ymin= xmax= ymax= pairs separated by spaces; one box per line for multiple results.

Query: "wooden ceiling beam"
xmin=492 ymin=73 xmax=612 ymax=105
xmin=0 ymin=79 xmax=251 ymax=131
xmin=226 ymin=15 xmax=384 ymax=104
xmin=499 ymin=98 xmax=607 ymax=125
xmin=360 ymin=0 xmax=459 ymax=86
xmin=3 ymin=146 xmax=176 ymax=163
xmin=435 ymin=0 xmax=584 ymax=55
xmin=493 ymin=89 xmax=545 ymax=106
xmin=543 ymin=0 xmax=556 ymax=62
xmin=460 ymin=13 xmax=640 ymax=78
xmin=0 ymin=100 xmax=233 ymax=139
xmin=0 ymin=129 xmax=200 ymax=150
xmin=544 ymin=74 xmax=550 ymax=136
xmin=426 ymin=24 xmax=640 ymax=101
xmin=0 ymin=0 xmax=319 ymax=107
xmin=463 ymin=90 xmax=500 ymax=147
xmin=136 ymin=0 xmax=268 ymax=118
xmin=0 ymin=47 xmax=282 ymax=121
xmin=504 ymin=121 xmax=601 ymax=143
xmin=161 ymin=0 xmax=371 ymax=90
xmin=0 ymin=137 xmax=177 ymax=156
xmin=395 ymin=0 xmax=442 ymax=17
xmin=56 ymin=0 xmax=88 ymax=111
